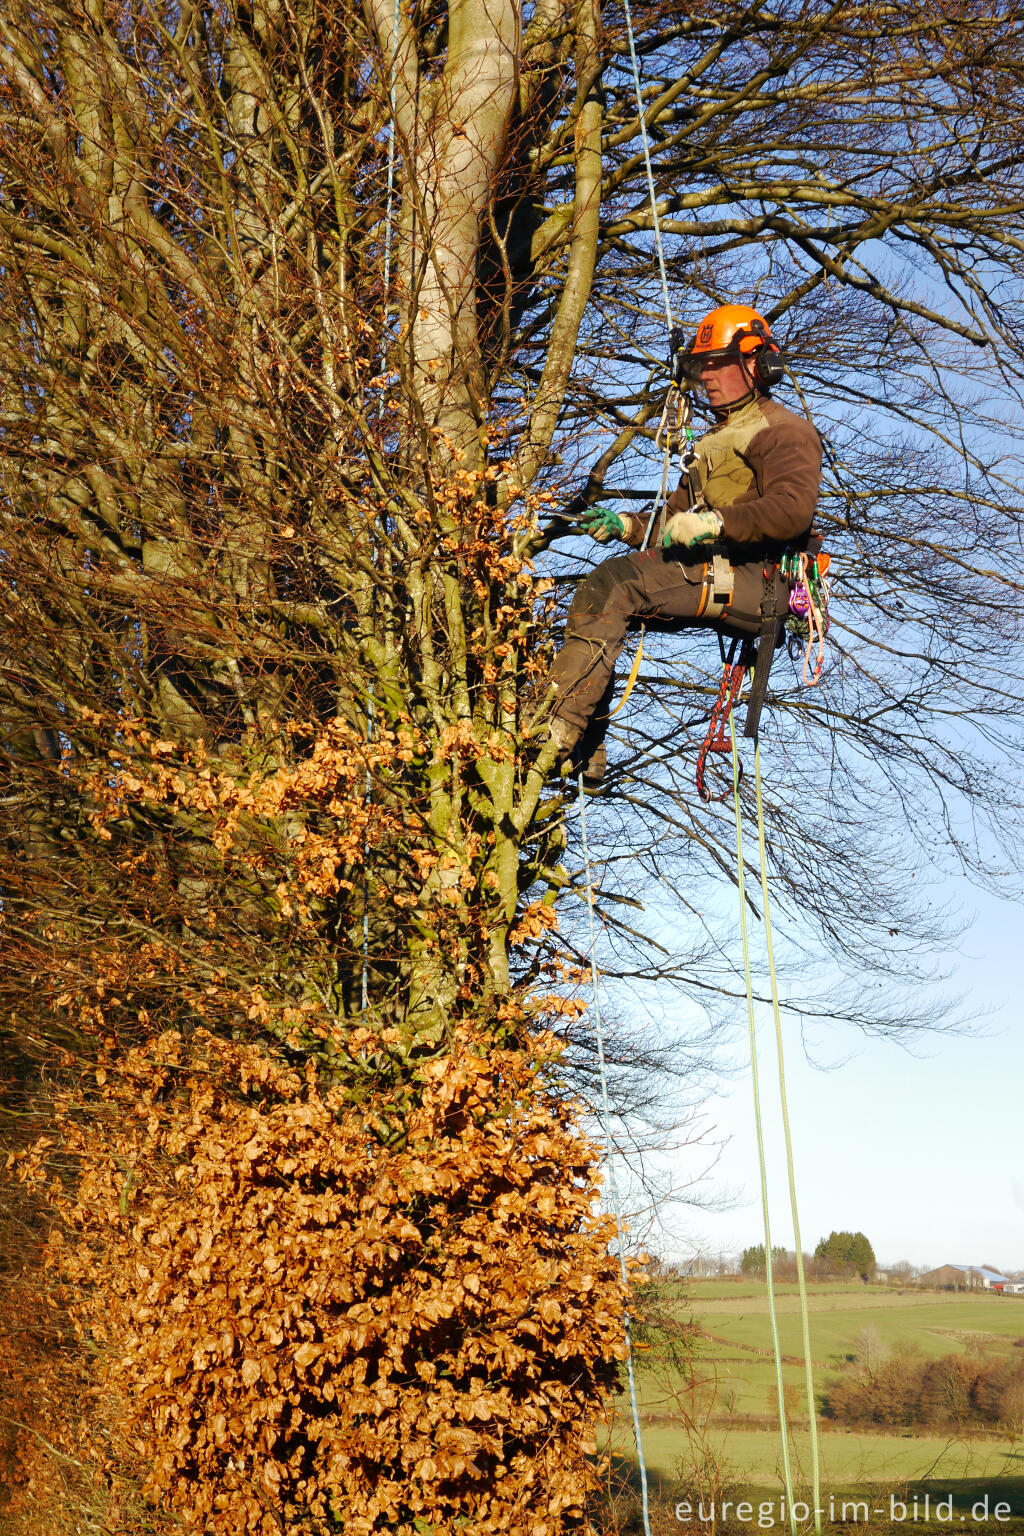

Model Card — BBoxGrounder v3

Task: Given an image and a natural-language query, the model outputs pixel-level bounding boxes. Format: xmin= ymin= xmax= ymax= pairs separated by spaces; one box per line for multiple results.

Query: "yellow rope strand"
xmin=608 ymin=633 xmax=645 ymax=717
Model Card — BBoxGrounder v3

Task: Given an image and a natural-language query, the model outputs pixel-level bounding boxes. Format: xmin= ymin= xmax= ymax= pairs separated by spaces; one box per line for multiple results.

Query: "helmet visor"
xmin=678 ymin=344 xmax=749 ymax=388
xmin=677 ymin=338 xmax=780 ymax=389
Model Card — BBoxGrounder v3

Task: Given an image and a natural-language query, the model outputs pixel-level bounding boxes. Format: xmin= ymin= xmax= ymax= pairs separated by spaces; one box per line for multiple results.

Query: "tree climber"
xmin=544 ymin=304 xmax=823 ymax=783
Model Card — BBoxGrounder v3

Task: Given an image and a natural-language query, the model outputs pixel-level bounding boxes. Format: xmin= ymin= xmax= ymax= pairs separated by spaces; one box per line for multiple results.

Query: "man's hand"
xmin=663 ymin=507 xmax=724 ymax=548
xmin=581 ymin=505 xmax=625 ymax=543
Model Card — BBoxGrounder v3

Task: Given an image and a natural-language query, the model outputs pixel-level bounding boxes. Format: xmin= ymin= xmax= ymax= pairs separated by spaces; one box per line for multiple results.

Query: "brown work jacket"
xmin=622 ymin=393 xmax=822 ymax=560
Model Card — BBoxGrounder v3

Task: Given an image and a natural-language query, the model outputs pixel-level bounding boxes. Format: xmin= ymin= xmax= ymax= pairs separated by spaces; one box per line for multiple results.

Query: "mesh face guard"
xmin=678 ymin=344 xmax=756 ymax=386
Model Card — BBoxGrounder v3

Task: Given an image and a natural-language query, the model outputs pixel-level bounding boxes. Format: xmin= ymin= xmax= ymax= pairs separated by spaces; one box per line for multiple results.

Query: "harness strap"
xmin=743 ymin=615 xmax=784 ymax=741
xmin=695 ymin=551 xmax=735 ymax=620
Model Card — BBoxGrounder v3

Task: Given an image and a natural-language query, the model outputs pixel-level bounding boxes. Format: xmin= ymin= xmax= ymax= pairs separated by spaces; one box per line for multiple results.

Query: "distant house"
xmin=919 ymin=1264 xmax=1012 ymax=1291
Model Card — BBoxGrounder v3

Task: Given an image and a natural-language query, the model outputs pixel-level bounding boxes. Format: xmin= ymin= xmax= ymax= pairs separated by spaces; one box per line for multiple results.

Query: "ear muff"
xmin=750 ymin=318 xmax=785 ymax=387
xmin=754 ymin=347 xmax=785 ymax=387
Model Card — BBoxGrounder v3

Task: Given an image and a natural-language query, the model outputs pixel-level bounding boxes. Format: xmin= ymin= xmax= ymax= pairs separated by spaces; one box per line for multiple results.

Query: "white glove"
xmin=663 ymin=507 xmax=724 ymax=548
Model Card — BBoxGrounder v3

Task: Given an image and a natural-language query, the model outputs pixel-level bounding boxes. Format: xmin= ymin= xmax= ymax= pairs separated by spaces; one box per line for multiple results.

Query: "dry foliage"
xmin=9 ymin=1028 xmax=629 ymax=1535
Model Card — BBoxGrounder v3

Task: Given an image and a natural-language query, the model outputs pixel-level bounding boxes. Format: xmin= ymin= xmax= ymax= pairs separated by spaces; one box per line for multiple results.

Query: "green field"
xmin=606 ymin=1421 xmax=1023 ymax=1488
xmin=682 ymin=1281 xmax=1024 ymax=1419
xmin=604 ymin=1282 xmax=1024 ymax=1528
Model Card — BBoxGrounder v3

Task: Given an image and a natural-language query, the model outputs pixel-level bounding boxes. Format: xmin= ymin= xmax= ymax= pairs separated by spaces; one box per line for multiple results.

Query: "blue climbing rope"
xmin=621 ymin=0 xmax=674 ymax=334
xmin=382 ymin=0 xmax=401 ymax=299
xmin=578 ymin=773 xmax=653 ymax=1536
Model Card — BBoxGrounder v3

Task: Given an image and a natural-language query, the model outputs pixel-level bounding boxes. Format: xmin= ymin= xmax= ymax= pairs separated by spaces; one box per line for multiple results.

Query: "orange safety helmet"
xmin=679 ymin=303 xmax=784 ymax=388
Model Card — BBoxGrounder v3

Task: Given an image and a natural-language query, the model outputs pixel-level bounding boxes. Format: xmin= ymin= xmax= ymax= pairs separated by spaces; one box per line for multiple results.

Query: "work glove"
xmin=581 ymin=505 xmax=625 ymax=544
xmin=663 ymin=507 xmax=724 ymax=549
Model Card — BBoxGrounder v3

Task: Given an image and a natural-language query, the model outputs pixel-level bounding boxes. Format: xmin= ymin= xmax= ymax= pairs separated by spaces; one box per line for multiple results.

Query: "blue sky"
xmin=659 ymin=881 xmax=1024 ymax=1274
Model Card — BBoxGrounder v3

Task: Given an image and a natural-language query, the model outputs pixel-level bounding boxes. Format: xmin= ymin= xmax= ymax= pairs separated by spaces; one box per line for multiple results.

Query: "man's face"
xmin=699 ymin=351 xmax=756 ymax=408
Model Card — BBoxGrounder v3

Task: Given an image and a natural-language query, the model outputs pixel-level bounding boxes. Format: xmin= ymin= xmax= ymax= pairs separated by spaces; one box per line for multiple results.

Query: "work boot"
xmin=547 ymin=716 xmax=579 ymax=770
xmin=580 ymin=738 xmax=606 ymax=788
xmin=547 ymin=723 xmax=607 ymax=789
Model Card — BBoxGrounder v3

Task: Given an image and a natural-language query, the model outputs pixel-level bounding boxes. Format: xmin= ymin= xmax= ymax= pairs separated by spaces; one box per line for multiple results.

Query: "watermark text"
xmin=675 ymin=1493 xmax=1014 ymax=1527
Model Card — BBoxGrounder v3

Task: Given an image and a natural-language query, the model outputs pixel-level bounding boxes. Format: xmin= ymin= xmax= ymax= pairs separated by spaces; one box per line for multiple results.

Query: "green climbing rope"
xmin=729 ymin=716 xmax=823 ymax=1536
xmin=752 ymin=736 xmax=823 ymax=1534
xmin=729 ymin=716 xmax=799 ymax=1536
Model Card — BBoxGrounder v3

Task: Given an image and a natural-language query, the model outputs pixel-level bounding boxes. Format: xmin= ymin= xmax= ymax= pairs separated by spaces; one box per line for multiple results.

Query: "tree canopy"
xmin=816 ymin=1230 xmax=877 ymax=1278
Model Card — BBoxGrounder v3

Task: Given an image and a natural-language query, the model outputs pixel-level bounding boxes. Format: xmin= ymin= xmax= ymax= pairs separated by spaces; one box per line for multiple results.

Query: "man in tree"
xmin=545 ymin=305 xmax=823 ymax=780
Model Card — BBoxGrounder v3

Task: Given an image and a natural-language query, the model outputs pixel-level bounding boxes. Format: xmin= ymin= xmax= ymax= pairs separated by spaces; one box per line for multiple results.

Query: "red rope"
xmin=696 ymin=645 xmax=749 ymax=803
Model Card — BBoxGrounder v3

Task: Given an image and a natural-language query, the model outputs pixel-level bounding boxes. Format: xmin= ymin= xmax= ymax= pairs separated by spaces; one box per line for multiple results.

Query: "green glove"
xmin=581 ymin=505 xmax=625 ymax=544
xmin=663 ymin=507 xmax=724 ymax=549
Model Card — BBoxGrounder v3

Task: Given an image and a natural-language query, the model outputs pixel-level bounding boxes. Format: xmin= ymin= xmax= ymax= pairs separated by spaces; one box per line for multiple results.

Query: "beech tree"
xmin=2 ymin=0 xmax=1024 ymax=1530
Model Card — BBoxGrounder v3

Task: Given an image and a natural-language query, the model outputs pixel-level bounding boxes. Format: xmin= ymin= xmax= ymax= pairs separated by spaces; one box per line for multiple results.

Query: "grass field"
xmin=604 ymin=1281 xmax=1024 ymax=1529
xmin=682 ymin=1281 xmax=1024 ymax=1420
xmin=606 ymin=1420 xmax=1024 ymax=1488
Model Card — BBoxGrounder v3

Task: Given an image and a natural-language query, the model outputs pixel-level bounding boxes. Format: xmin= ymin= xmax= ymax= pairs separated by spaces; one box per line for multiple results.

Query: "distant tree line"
xmin=740 ymin=1245 xmax=787 ymax=1277
xmin=825 ymin=1348 xmax=1024 ymax=1438
xmin=739 ymin=1232 xmax=876 ymax=1281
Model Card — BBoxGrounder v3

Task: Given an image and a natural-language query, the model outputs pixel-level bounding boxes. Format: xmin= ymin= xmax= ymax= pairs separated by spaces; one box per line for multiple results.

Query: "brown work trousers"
xmin=550 ymin=546 xmax=780 ymax=738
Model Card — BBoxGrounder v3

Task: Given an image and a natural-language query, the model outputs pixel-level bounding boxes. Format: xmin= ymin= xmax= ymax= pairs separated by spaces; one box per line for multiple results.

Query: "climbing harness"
xmin=729 ymin=719 xmax=823 ymax=1536
xmin=578 ymin=772 xmax=653 ymax=1536
xmin=693 ymin=541 xmax=831 ymax=800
